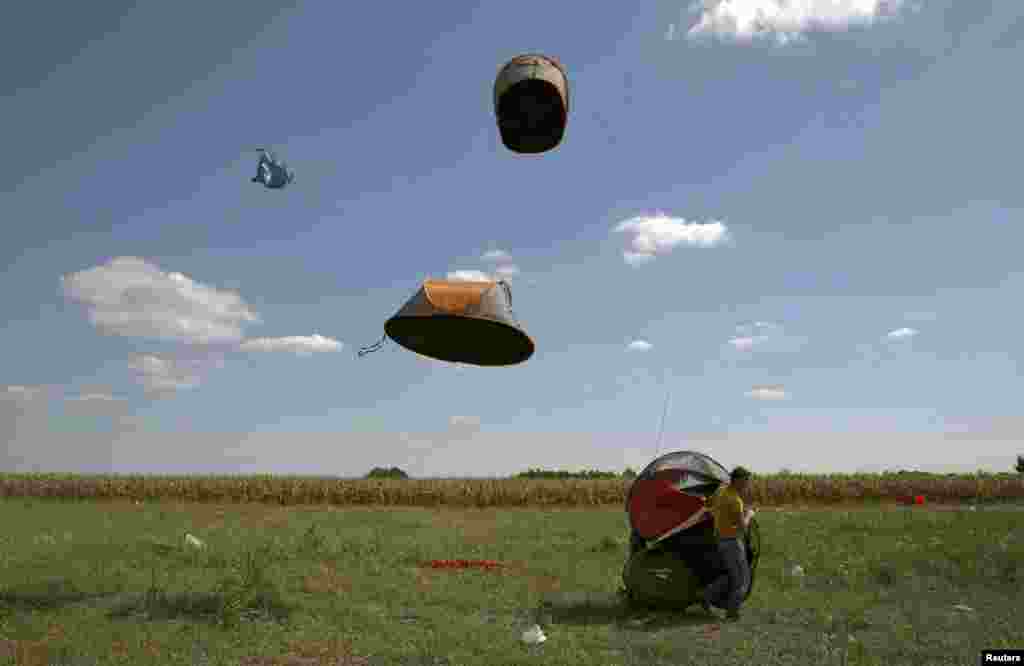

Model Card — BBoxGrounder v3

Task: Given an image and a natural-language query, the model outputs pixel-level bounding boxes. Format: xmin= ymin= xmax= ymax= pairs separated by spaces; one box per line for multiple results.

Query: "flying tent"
xmin=621 ymin=450 xmax=762 ymax=609
xmin=494 ymin=54 xmax=570 ymax=154
xmin=251 ymin=149 xmax=295 ymax=189
xmin=358 ymin=279 xmax=534 ymax=366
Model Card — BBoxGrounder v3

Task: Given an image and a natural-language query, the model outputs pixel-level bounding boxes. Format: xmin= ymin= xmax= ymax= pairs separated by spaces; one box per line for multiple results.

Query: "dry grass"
xmin=1 ymin=472 xmax=1021 ymax=508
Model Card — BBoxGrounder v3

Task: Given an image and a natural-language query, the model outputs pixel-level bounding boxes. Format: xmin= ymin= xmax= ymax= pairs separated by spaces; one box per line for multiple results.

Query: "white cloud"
xmin=624 ymin=252 xmax=657 ymax=266
xmin=481 ymin=250 xmax=511 ymax=262
xmin=68 ymin=393 xmax=117 ymax=403
xmin=735 ymin=321 xmax=779 ymax=337
xmin=614 ymin=214 xmax=730 ymax=265
xmin=686 ymin=0 xmax=909 ymax=44
xmin=61 ymin=257 xmax=260 ymax=345
xmin=240 ymin=334 xmax=343 ymax=356
xmin=4 ymin=385 xmax=45 ymax=401
xmin=477 ymin=249 xmax=521 ymax=280
xmin=62 ymin=391 xmax=132 ymax=420
xmin=729 ymin=336 xmax=760 ymax=351
xmin=627 ymin=340 xmax=653 ymax=352
xmin=447 ymin=269 xmax=493 ymax=282
xmin=726 ymin=321 xmax=802 ymax=354
xmin=746 ymin=385 xmax=788 ymax=400
xmin=128 ymin=354 xmax=218 ymax=396
xmin=886 ymin=327 xmax=918 ymax=340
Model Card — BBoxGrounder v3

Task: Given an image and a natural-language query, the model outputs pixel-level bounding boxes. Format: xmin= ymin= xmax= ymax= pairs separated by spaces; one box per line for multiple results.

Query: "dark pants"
xmin=703 ymin=537 xmax=749 ymax=613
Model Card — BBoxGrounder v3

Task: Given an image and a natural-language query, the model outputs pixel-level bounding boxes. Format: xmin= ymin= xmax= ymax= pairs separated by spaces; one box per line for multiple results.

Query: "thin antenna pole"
xmin=654 ymin=387 xmax=671 ymax=458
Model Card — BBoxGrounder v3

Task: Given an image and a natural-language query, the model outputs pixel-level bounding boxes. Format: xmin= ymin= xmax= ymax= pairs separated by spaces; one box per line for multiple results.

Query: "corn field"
xmin=0 ymin=472 xmax=1022 ymax=507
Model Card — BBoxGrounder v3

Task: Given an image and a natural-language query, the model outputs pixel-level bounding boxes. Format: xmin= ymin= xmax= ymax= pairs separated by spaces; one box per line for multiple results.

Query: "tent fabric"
xmin=627 ymin=451 xmax=730 ymax=541
xmin=622 ymin=549 xmax=703 ymax=608
xmin=422 ymin=279 xmax=495 ymax=315
xmin=493 ymin=54 xmax=569 ymax=114
xmin=622 ymin=450 xmax=763 ymax=608
xmin=645 ymin=451 xmax=729 ymax=483
xmin=378 ymin=279 xmax=534 ymax=366
xmin=628 ymin=481 xmax=707 ymax=540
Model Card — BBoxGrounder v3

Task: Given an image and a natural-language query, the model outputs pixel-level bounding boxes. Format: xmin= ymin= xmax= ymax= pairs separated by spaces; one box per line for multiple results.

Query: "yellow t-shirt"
xmin=711 ymin=485 xmax=745 ymax=539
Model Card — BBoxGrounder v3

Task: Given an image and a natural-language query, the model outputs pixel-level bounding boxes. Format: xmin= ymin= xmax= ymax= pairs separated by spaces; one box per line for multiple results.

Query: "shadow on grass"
xmin=0 ymin=577 xmax=114 ymax=611
xmin=106 ymin=588 xmax=293 ymax=624
xmin=540 ymin=591 xmax=716 ymax=632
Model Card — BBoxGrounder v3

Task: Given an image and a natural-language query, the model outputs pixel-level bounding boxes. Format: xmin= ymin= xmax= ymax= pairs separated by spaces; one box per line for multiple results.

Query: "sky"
xmin=3 ymin=0 xmax=1023 ymax=477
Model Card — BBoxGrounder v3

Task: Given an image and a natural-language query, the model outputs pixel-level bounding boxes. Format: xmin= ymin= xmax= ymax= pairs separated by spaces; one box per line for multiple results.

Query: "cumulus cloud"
xmin=729 ymin=336 xmax=760 ymax=351
xmin=494 ymin=264 xmax=520 ymax=277
xmin=67 ymin=392 xmax=118 ymax=403
xmin=627 ymin=340 xmax=653 ymax=352
xmin=4 ymin=385 xmax=46 ymax=401
xmin=726 ymin=321 xmax=807 ymax=356
xmin=128 ymin=354 xmax=218 ymax=396
xmin=686 ymin=0 xmax=910 ymax=44
xmin=447 ymin=269 xmax=493 ymax=282
xmin=614 ymin=214 xmax=730 ymax=265
xmin=729 ymin=321 xmax=777 ymax=350
xmin=62 ymin=391 xmax=133 ymax=420
xmin=240 ymin=334 xmax=343 ymax=356
xmin=470 ymin=248 xmax=522 ymax=280
xmin=61 ymin=257 xmax=260 ymax=345
xmin=886 ymin=327 xmax=918 ymax=340
xmin=746 ymin=385 xmax=788 ymax=400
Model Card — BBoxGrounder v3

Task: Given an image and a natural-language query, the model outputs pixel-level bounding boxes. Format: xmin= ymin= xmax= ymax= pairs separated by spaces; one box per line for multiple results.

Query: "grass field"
xmin=0 ymin=496 xmax=1021 ymax=665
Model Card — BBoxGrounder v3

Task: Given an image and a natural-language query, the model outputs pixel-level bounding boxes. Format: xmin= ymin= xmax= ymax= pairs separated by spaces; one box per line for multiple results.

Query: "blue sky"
xmin=3 ymin=0 xmax=1022 ymax=477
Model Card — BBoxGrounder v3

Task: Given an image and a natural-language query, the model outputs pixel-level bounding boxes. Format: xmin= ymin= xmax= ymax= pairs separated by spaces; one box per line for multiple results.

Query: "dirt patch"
xmin=426 ymin=510 xmax=503 ymax=544
xmin=301 ymin=562 xmax=355 ymax=596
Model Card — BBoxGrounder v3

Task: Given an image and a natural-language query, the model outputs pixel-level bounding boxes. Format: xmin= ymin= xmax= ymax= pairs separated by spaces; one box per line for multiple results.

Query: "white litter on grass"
xmin=953 ymin=604 xmax=974 ymax=613
xmin=184 ymin=533 xmax=205 ymax=549
xmin=521 ymin=625 xmax=547 ymax=644
xmin=790 ymin=564 xmax=805 ymax=577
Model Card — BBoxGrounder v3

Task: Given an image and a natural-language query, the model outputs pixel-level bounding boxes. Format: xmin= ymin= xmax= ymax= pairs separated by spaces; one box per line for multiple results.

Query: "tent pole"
xmin=654 ymin=386 xmax=671 ymax=458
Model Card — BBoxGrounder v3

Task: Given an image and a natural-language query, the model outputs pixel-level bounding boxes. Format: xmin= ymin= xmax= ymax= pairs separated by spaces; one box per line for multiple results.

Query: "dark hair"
xmin=730 ymin=466 xmax=752 ymax=481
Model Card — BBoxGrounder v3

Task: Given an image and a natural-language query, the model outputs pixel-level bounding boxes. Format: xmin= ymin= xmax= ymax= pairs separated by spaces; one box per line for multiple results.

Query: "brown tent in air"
xmin=494 ymin=54 xmax=570 ymax=154
xmin=359 ymin=279 xmax=534 ymax=366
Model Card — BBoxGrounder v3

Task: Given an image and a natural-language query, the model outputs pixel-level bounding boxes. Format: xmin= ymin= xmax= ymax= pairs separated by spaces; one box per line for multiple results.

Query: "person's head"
xmin=730 ymin=466 xmax=752 ymax=493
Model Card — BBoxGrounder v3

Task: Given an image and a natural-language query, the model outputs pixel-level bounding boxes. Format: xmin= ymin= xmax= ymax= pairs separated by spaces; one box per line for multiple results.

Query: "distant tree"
xmin=622 ymin=467 xmax=637 ymax=480
xmin=365 ymin=466 xmax=409 ymax=479
xmin=514 ymin=468 xmax=620 ymax=480
xmin=1015 ymin=455 xmax=1024 ymax=475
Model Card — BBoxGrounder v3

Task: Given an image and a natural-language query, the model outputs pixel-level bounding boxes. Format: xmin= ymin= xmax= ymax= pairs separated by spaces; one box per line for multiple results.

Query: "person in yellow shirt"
xmin=700 ymin=466 xmax=756 ymax=621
